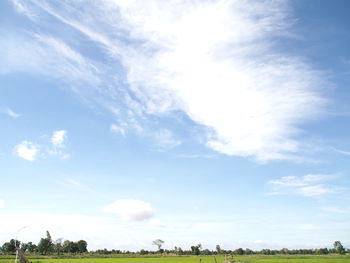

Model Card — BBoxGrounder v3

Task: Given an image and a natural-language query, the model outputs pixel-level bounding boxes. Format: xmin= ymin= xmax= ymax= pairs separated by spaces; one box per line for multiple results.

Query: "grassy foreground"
xmin=1 ymin=255 xmax=350 ymax=263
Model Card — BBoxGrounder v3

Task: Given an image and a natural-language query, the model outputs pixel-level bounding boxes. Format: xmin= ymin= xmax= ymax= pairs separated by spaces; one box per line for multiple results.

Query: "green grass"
xmin=1 ymin=255 xmax=349 ymax=263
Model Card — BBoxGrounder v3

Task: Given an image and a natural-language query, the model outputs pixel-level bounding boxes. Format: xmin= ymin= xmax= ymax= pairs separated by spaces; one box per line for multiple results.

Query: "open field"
xmin=1 ymin=255 xmax=350 ymax=263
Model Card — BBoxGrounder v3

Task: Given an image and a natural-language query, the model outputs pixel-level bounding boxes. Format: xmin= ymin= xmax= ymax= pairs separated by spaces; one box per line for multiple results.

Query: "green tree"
xmin=77 ymin=240 xmax=88 ymax=253
xmin=233 ymin=248 xmax=244 ymax=255
xmin=63 ymin=240 xmax=79 ymax=253
xmin=333 ymin=241 xmax=346 ymax=255
xmin=2 ymin=239 xmax=20 ymax=254
xmin=21 ymin=242 xmax=37 ymax=253
xmin=191 ymin=244 xmax=201 ymax=255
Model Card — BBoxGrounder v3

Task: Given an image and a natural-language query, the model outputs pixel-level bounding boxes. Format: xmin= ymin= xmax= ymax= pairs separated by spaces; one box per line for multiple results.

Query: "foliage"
xmin=333 ymin=241 xmax=346 ymax=255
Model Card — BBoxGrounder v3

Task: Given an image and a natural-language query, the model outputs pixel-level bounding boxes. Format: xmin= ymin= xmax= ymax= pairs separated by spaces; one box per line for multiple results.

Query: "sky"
xmin=1 ymin=0 xmax=350 ymax=251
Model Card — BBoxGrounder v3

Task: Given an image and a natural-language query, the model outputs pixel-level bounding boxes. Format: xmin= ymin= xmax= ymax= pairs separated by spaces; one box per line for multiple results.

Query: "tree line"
xmin=1 ymin=231 xmax=87 ymax=255
xmin=0 ymin=232 xmax=347 ymax=256
xmin=136 ymin=241 xmax=347 ymax=256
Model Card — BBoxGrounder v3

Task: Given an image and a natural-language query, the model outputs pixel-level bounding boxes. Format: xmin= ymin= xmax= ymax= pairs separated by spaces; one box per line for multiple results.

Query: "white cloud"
xmin=0 ymin=31 xmax=102 ymax=89
xmin=105 ymin=0 xmax=325 ymax=161
xmin=297 ymin=185 xmax=334 ymax=198
xmin=102 ymin=199 xmax=155 ymax=221
xmin=268 ymin=174 xmax=337 ymax=198
xmin=8 ymin=0 xmax=328 ymax=162
xmin=49 ymin=130 xmax=69 ymax=159
xmin=51 ymin=130 xmax=67 ymax=148
xmin=331 ymin=147 xmax=350 ymax=156
xmin=10 ymin=0 xmax=37 ymax=19
xmin=110 ymin=124 xmax=125 ymax=136
xmin=13 ymin=141 xmax=39 ymax=161
xmin=0 ymin=200 xmax=4 ymax=208
xmin=4 ymin=107 xmax=20 ymax=119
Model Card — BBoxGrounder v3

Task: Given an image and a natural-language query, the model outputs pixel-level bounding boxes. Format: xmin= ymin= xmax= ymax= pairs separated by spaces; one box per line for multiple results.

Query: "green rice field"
xmin=1 ymin=255 xmax=350 ymax=263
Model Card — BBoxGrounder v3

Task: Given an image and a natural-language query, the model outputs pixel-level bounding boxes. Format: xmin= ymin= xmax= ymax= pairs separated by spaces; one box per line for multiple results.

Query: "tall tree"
xmin=333 ymin=241 xmax=346 ymax=255
xmin=152 ymin=239 xmax=164 ymax=252
xmin=37 ymin=231 xmax=53 ymax=255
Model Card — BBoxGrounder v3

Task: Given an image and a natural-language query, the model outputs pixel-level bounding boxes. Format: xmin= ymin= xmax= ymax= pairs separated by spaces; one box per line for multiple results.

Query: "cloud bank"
xmin=6 ymin=0 xmax=328 ymax=161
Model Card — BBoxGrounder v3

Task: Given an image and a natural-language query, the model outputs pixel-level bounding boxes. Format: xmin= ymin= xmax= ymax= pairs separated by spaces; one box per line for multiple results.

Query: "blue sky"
xmin=1 ymin=0 xmax=350 ymax=251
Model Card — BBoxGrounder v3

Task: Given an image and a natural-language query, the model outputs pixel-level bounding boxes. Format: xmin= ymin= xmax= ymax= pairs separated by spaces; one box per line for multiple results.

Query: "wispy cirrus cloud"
xmin=6 ymin=0 xmax=329 ymax=162
xmin=331 ymin=147 xmax=350 ymax=156
xmin=58 ymin=177 xmax=92 ymax=192
xmin=267 ymin=174 xmax=339 ymax=198
xmin=4 ymin=107 xmax=21 ymax=119
xmin=153 ymin=129 xmax=181 ymax=150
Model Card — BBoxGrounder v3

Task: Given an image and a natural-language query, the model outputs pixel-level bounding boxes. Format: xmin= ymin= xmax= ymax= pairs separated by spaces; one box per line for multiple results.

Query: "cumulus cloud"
xmin=12 ymin=130 xmax=69 ymax=161
xmin=7 ymin=0 xmax=328 ymax=161
xmin=0 ymin=200 xmax=4 ymax=208
xmin=268 ymin=174 xmax=337 ymax=198
xmin=51 ymin=130 xmax=67 ymax=148
xmin=13 ymin=141 xmax=39 ymax=161
xmin=102 ymin=200 xmax=155 ymax=221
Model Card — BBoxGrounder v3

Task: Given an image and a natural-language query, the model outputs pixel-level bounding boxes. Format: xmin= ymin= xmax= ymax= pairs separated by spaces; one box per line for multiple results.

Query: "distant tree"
xmin=202 ymin=249 xmax=212 ymax=255
xmin=245 ymin=248 xmax=253 ymax=255
xmin=21 ymin=242 xmax=37 ymax=254
xmin=37 ymin=231 xmax=53 ymax=255
xmin=2 ymin=239 xmax=21 ymax=254
xmin=152 ymin=239 xmax=164 ymax=252
xmin=191 ymin=245 xmax=201 ymax=255
xmin=139 ymin=249 xmax=148 ymax=255
xmin=77 ymin=240 xmax=88 ymax=253
xmin=333 ymin=241 xmax=346 ymax=255
xmin=216 ymin=245 xmax=221 ymax=254
xmin=62 ymin=240 xmax=79 ymax=253
xmin=233 ymin=248 xmax=244 ymax=255
xmin=53 ymin=238 xmax=63 ymax=255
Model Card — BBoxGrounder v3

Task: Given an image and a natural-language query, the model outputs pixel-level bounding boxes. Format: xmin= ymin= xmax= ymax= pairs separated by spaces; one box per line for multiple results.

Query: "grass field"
xmin=1 ymin=255 xmax=350 ymax=263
